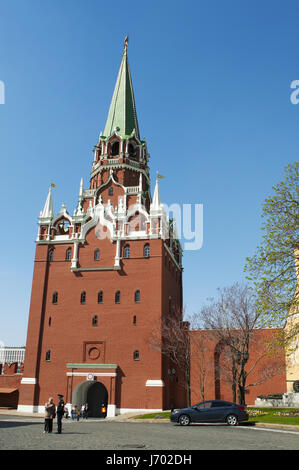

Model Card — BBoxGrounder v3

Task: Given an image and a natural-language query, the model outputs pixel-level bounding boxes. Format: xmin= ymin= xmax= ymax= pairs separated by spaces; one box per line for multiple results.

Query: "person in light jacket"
xmin=44 ymin=397 xmax=56 ymax=433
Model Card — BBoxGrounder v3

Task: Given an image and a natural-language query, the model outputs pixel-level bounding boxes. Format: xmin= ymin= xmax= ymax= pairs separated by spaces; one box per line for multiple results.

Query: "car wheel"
xmin=179 ymin=414 xmax=191 ymax=426
xmin=226 ymin=414 xmax=238 ymax=426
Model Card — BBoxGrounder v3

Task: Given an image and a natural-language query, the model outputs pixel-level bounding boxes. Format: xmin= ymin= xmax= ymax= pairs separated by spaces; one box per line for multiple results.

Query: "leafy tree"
xmin=244 ymin=162 xmax=299 ymax=341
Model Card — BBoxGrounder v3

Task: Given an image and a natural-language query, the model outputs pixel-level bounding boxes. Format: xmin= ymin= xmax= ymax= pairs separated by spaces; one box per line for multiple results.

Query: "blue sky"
xmin=0 ymin=0 xmax=298 ymax=345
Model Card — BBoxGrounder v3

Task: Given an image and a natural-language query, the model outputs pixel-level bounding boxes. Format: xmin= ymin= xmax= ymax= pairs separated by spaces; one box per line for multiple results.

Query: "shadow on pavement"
xmin=0 ymin=421 xmax=41 ymax=429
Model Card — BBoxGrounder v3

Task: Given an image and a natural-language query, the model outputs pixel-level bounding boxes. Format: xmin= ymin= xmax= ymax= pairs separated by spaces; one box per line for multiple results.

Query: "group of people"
xmin=44 ymin=394 xmax=65 ymax=434
xmin=44 ymin=395 xmax=89 ymax=434
xmin=71 ymin=403 xmax=89 ymax=421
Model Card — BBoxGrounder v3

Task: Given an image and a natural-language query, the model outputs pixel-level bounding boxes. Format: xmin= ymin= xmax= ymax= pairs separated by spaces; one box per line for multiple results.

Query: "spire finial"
xmin=124 ymin=36 xmax=129 ymax=53
xmin=104 ymin=35 xmax=140 ymax=139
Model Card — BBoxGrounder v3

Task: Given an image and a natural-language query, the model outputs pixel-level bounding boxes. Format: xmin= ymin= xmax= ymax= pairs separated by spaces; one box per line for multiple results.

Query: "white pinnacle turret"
xmin=40 ymin=187 xmax=54 ymax=219
xmin=150 ymin=179 xmax=162 ymax=212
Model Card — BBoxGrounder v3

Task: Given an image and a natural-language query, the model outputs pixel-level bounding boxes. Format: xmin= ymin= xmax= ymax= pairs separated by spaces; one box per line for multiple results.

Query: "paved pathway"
xmin=1 ymin=411 xmax=299 ymax=451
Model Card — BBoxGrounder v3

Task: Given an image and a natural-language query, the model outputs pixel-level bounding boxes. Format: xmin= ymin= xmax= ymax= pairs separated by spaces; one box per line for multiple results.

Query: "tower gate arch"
xmin=72 ymin=380 xmax=108 ymax=418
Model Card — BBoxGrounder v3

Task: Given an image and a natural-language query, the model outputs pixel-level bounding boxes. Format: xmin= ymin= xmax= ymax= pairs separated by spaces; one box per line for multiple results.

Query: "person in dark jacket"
xmin=56 ymin=394 xmax=65 ymax=434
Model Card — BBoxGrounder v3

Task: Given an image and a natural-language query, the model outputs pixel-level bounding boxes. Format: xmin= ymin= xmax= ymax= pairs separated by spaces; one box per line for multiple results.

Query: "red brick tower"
xmin=18 ymin=39 xmax=183 ymax=416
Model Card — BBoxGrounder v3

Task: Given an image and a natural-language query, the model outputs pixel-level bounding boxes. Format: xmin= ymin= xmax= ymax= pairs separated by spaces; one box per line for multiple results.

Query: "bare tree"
xmin=196 ymin=282 xmax=284 ymax=405
xmin=188 ymin=314 xmax=217 ymax=402
xmin=149 ymin=311 xmax=191 ymax=407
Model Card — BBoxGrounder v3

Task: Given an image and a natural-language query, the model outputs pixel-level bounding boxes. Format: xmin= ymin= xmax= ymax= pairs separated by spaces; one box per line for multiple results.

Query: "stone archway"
xmin=72 ymin=380 xmax=108 ymax=417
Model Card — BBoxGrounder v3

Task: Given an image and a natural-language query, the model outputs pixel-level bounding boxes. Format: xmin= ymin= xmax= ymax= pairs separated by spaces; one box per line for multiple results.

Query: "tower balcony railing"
xmin=126 ymin=186 xmax=140 ymax=194
xmin=94 ymin=154 xmax=146 ymax=168
xmin=128 ymin=159 xmax=139 ymax=167
xmin=107 ymin=157 xmax=120 ymax=164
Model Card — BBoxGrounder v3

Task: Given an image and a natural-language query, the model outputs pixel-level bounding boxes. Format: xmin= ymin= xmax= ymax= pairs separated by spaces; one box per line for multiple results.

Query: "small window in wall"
xmin=66 ymin=247 xmax=72 ymax=261
xmin=115 ymin=290 xmax=120 ymax=304
xmin=133 ymin=315 xmax=137 ymax=325
xmin=133 ymin=350 xmax=140 ymax=361
xmin=94 ymin=248 xmax=100 ymax=261
xmin=98 ymin=290 xmax=103 ymax=304
xmin=52 ymin=292 xmax=58 ymax=304
xmin=124 ymin=245 xmax=130 ymax=259
xmin=48 ymin=250 xmax=54 ymax=261
xmin=92 ymin=315 xmax=98 ymax=327
xmin=81 ymin=291 xmax=86 ymax=304
xmin=108 ymin=187 xmax=113 ymax=196
xmin=48 ymin=317 xmax=52 ymax=327
xmin=46 ymin=350 xmax=51 ymax=361
xmin=144 ymin=244 xmax=150 ymax=258
xmin=135 ymin=290 xmax=140 ymax=303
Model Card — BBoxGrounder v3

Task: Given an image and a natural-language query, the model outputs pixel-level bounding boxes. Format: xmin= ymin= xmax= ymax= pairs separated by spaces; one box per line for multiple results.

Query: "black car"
xmin=170 ymin=400 xmax=249 ymax=426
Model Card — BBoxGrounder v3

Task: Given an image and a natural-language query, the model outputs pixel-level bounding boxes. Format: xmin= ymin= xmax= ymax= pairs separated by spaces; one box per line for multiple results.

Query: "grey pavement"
xmin=1 ymin=411 xmax=299 ymax=451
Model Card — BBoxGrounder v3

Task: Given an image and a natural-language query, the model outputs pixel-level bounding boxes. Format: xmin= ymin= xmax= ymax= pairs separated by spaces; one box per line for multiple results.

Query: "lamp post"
xmin=168 ymin=368 xmax=176 ymax=412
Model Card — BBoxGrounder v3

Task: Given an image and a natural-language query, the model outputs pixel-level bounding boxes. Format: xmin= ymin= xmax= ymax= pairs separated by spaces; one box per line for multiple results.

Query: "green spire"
xmin=103 ymin=37 xmax=140 ymax=140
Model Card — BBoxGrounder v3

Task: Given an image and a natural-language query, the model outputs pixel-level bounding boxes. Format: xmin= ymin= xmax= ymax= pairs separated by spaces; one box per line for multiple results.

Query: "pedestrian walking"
xmin=71 ymin=404 xmax=77 ymax=421
xmin=44 ymin=397 xmax=56 ymax=433
xmin=64 ymin=407 xmax=69 ymax=419
xmin=82 ymin=403 xmax=89 ymax=419
xmin=56 ymin=394 xmax=65 ymax=434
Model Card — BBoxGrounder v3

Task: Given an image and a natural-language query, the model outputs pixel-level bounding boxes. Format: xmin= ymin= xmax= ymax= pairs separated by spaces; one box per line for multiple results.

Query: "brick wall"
xmin=190 ymin=328 xmax=286 ymax=405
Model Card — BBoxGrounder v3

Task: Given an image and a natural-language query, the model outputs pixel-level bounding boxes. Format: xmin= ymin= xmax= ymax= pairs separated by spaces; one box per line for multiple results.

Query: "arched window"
xmin=48 ymin=249 xmax=54 ymax=261
xmin=94 ymin=248 xmax=100 ymax=261
xmin=115 ymin=290 xmax=120 ymax=304
xmin=111 ymin=141 xmax=119 ymax=156
xmin=92 ymin=315 xmax=98 ymax=327
xmin=108 ymin=187 xmax=113 ymax=196
xmin=45 ymin=350 xmax=51 ymax=361
xmin=80 ymin=291 xmax=86 ymax=304
xmin=48 ymin=317 xmax=52 ymax=327
xmin=65 ymin=247 xmax=72 ymax=261
xmin=133 ymin=350 xmax=140 ymax=361
xmin=98 ymin=290 xmax=103 ymax=304
xmin=128 ymin=143 xmax=136 ymax=158
xmin=124 ymin=245 xmax=130 ymax=259
xmin=135 ymin=290 xmax=140 ymax=303
xmin=144 ymin=244 xmax=150 ymax=258
xmin=52 ymin=292 xmax=58 ymax=304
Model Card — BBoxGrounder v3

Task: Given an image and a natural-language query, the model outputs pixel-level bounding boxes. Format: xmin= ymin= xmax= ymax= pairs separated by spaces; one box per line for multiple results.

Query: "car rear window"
xmin=212 ymin=401 xmax=233 ymax=407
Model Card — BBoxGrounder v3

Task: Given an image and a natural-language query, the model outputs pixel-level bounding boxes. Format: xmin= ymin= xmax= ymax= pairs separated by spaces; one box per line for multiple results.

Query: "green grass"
xmin=248 ymin=408 xmax=299 ymax=426
xmin=133 ymin=412 xmax=171 ymax=420
xmin=133 ymin=408 xmax=299 ymax=426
